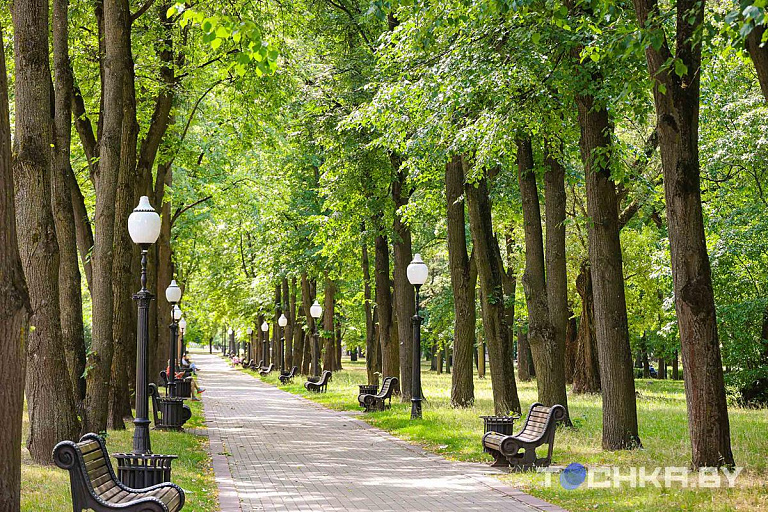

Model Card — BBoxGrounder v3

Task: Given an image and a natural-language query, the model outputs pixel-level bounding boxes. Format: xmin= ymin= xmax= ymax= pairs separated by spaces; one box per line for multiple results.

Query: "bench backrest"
xmin=515 ymin=403 xmax=565 ymax=443
xmin=159 ymin=371 xmax=168 ymax=386
xmin=288 ymin=366 xmax=298 ymax=377
xmin=53 ymin=434 xmax=121 ymax=502
xmin=378 ymin=377 xmax=398 ymax=398
xmin=319 ymin=370 xmax=331 ymax=384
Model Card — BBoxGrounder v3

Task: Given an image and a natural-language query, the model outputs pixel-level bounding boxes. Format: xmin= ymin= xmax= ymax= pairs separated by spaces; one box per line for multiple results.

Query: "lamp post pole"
xmin=128 ymin=196 xmax=162 ymax=455
xmin=261 ymin=321 xmax=269 ymax=365
xmin=278 ymin=314 xmax=288 ymax=373
xmin=407 ymin=254 xmax=429 ymax=420
xmin=310 ymin=301 xmax=323 ymax=377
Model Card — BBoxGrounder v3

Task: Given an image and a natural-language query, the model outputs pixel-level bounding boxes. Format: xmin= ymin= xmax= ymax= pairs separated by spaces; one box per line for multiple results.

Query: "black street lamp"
xmin=127 ymin=196 xmax=162 ymax=454
xmin=165 ymin=281 xmax=182 ymax=397
xmin=278 ymin=313 xmax=288 ymax=372
xmin=179 ymin=317 xmax=187 ymax=358
xmin=407 ymin=253 xmax=429 ymax=420
xmin=261 ymin=321 xmax=269 ymax=364
xmin=247 ymin=326 xmax=254 ymax=362
xmin=228 ymin=328 xmax=234 ymax=357
xmin=310 ymin=300 xmax=323 ymax=376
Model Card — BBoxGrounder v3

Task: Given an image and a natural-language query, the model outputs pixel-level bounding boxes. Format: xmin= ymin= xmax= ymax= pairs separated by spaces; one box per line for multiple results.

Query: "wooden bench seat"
xmin=304 ymin=370 xmax=332 ymax=392
xmin=54 ymin=433 xmax=184 ymax=512
xmin=279 ymin=366 xmax=298 ymax=384
xmin=358 ymin=376 xmax=398 ymax=412
xmin=481 ymin=402 xmax=565 ymax=470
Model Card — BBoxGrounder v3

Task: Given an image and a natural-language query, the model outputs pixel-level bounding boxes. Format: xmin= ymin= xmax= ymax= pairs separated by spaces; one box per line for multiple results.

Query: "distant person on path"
xmin=181 ymin=354 xmax=198 ymax=374
xmin=167 ymin=360 xmax=206 ymax=400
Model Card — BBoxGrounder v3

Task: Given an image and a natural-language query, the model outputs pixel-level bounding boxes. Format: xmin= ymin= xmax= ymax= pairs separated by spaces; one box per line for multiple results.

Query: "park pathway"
xmin=195 ymin=353 xmax=565 ymax=512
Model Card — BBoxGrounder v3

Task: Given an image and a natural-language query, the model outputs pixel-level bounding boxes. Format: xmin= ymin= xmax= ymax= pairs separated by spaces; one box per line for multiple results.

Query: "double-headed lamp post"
xmin=310 ymin=300 xmax=323 ymax=376
xmin=261 ymin=321 xmax=269 ymax=364
xmin=179 ymin=317 xmax=187 ymax=358
xmin=278 ymin=313 xmax=288 ymax=372
xmin=165 ymin=281 xmax=182 ymax=397
xmin=128 ymin=196 xmax=162 ymax=454
xmin=247 ymin=327 xmax=254 ymax=362
xmin=407 ymin=253 xmax=429 ymax=420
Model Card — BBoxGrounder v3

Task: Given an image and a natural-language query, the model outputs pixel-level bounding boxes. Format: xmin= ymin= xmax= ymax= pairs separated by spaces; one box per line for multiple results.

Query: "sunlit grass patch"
xmin=236 ymin=356 xmax=768 ymax=511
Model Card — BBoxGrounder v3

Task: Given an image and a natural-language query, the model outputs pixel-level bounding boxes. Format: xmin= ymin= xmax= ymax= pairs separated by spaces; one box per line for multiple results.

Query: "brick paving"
xmin=195 ymin=353 xmax=566 ymax=512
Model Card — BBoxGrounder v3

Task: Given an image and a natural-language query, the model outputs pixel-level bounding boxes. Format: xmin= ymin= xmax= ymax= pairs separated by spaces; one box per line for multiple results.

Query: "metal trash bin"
xmin=113 ymin=453 xmax=177 ymax=488
xmin=480 ymin=415 xmax=518 ymax=436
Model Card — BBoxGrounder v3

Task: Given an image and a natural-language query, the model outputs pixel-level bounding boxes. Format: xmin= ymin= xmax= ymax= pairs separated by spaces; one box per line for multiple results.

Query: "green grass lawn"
xmin=20 ymin=397 xmax=217 ymax=512
xmin=238 ymin=357 xmax=768 ymax=512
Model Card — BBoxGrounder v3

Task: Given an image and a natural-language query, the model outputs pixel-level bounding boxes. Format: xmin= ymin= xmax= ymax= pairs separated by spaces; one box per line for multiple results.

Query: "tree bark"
xmin=517 ymin=328 xmax=532 ymax=382
xmin=445 ymin=155 xmax=476 ymax=407
xmin=300 ymin=273 xmax=314 ymax=374
xmin=565 ymin=311 xmax=577 ymax=384
xmin=572 ymin=262 xmax=601 ymax=394
xmin=84 ymin=0 xmax=132 ymax=433
xmin=292 ymin=277 xmax=303 ymax=371
xmin=0 ymin=23 xmax=31 ymax=508
xmin=746 ymin=24 xmax=768 ymax=102
xmin=52 ymin=0 xmax=87 ymax=411
xmin=577 ymin=91 xmax=640 ymax=449
xmin=322 ymin=274 xmax=335 ymax=371
xmin=362 ymin=236 xmax=379 ymax=384
xmin=517 ymin=139 xmax=570 ymax=420
xmin=392 ymin=164 xmax=414 ymax=400
xmin=13 ymin=0 xmax=81 ymax=460
xmin=283 ymin=278 xmax=293 ymax=368
xmin=375 ymin=233 xmax=399 ymax=381
xmin=466 ymin=168 xmax=521 ymax=415
xmin=633 ymin=0 xmax=734 ymax=467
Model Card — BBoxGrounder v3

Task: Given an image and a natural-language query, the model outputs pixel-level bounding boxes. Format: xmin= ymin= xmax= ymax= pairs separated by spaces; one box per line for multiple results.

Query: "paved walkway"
xmin=195 ymin=353 xmax=564 ymax=512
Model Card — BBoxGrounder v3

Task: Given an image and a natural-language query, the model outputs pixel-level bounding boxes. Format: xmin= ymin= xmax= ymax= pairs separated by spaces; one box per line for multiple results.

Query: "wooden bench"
xmin=304 ymin=370 xmax=332 ymax=392
xmin=482 ymin=402 xmax=565 ymax=469
xmin=53 ymin=433 xmax=185 ymax=512
xmin=149 ymin=383 xmax=191 ymax=430
xmin=279 ymin=366 xmax=298 ymax=384
xmin=240 ymin=359 xmax=251 ymax=368
xmin=259 ymin=363 xmax=274 ymax=375
xmin=247 ymin=359 xmax=263 ymax=370
xmin=358 ymin=376 xmax=398 ymax=412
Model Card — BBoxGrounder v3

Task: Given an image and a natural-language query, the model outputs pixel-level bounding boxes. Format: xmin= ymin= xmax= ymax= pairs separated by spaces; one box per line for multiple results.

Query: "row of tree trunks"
xmin=632 ymin=0 xmax=734 ymax=468
xmin=12 ymin=0 xmax=81 ymax=462
xmin=445 ymin=155 xmax=476 ymax=407
xmin=52 ymin=0 xmax=87 ymax=414
xmin=0 ymin=24 xmax=31 ymax=508
xmin=517 ymin=139 xmax=571 ymax=423
xmin=465 ymin=166 xmax=520 ymax=415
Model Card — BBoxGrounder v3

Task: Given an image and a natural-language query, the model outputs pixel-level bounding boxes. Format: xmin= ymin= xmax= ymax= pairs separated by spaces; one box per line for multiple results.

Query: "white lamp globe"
xmin=278 ymin=314 xmax=288 ymax=327
xmin=228 ymin=328 xmax=233 ymax=335
xmin=165 ymin=280 xmax=182 ymax=303
xmin=310 ymin=300 xmax=322 ymax=319
xmin=261 ymin=321 xmax=269 ymax=332
xmin=247 ymin=327 xmax=253 ymax=335
xmin=178 ymin=318 xmax=187 ymax=331
xmin=172 ymin=305 xmax=182 ymax=321
xmin=128 ymin=196 xmax=162 ymax=245
xmin=407 ymin=253 xmax=429 ymax=286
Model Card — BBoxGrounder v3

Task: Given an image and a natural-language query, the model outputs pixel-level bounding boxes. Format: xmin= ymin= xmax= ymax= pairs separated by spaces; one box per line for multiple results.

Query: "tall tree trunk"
xmin=445 ymin=155 xmax=476 ymax=407
xmin=283 ymin=278 xmax=293 ymax=368
xmin=517 ymin=140 xmax=570 ymax=420
xmin=362 ymin=237 xmax=379 ymax=384
xmin=155 ymin=175 xmax=173 ymax=382
xmin=517 ymin=328 xmax=532 ymax=382
xmin=477 ymin=333 xmax=486 ymax=379
xmin=85 ymin=0 xmax=132 ymax=433
xmin=633 ymin=0 xmax=733 ymax=467
xmin=335 ymin=310 xmax=343 ymax=370
xmin=300 ymin=273 xmax=313 ymax=374
xmin=0 ymin=24 xmax=31 ymax=508
xmin=322 ymin=275 xmax=335 ymax=371
xmin=746 ymin=24 xmax=768 ymax=102
xmin=572 ymin=262 xmax=600 ymax=393
xmin=292 ymin=277 xmax=303 ymax=371
xmin=565 ymin=311 xmax=577 ymax=384
xmin=273 ymin=284 xmax=281 ymax=367
xmin=13 ymin=0 xmax=81 ymax=459
xmin=466 ymin=169 xmax=521 ymax=415
xmin=375 ymin=233 xmax=399 ymax=381
xmin=52 ymin=0 xmax=87 ymax=411
xmin=577 ymin=92 xmax=640 ymax=449
xmin=392 ymin=164 xmax=414 ymax=400
xmin=500 ymin=234 xmax=517 ymax=401
xmin=673 ymin=350 xmax=679 ymax=380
